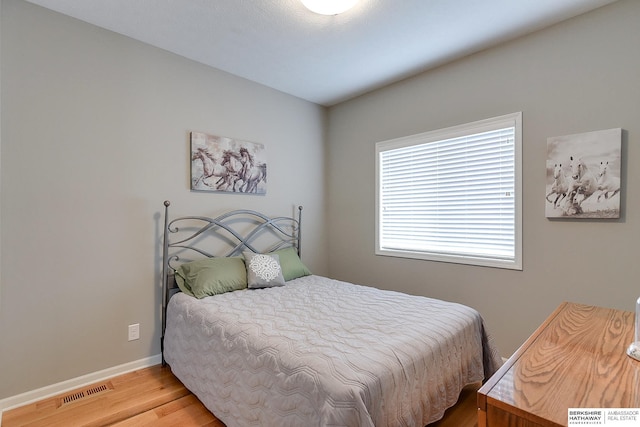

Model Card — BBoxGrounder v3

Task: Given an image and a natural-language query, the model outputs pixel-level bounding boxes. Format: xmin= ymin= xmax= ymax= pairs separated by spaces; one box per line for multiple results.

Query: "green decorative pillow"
xmin=272 ymin=247 xmax=312 ymax=281
xmin=174 ymin=257 xmax=247 ymax=298
xmin=243 ymin=252 xmax=286 ymax=289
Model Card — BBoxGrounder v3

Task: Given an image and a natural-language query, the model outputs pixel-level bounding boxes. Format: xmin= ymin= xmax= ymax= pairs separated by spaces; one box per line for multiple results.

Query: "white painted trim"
xmin=0 ymin=354 xmax=162 ymax=426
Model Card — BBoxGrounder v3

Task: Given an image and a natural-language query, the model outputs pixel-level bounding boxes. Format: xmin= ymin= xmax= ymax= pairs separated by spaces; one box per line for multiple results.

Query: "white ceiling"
xmin=24 ymin=0 xmax=617 ymax=106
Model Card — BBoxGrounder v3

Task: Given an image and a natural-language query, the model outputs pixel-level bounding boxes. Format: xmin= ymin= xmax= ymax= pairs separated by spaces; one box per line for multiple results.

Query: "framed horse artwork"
xmin=190 ymin=131 xmax=267 ymax=194
xmin=545 ymin=128 xmax=622 ymax=219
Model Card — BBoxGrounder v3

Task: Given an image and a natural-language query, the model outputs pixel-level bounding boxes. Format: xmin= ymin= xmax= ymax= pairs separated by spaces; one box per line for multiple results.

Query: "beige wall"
xmin=327 ymin=0 xmax=640 ymax=357
xmin=0 ymin=0 xmax=327 ymax=399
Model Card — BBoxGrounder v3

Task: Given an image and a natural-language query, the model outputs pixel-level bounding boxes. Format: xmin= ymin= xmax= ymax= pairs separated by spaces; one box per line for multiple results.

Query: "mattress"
xmin=164 ymin=275 xmax=502 ymax=427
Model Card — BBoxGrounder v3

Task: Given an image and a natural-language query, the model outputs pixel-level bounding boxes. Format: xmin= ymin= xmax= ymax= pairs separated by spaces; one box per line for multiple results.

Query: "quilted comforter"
xmin=164 ymin=275 xmax=502 ymax=427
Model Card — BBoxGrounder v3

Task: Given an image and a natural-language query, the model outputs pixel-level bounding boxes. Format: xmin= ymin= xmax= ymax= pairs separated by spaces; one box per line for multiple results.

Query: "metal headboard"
xmin=160 ymin=200 xmax=303 ymax=364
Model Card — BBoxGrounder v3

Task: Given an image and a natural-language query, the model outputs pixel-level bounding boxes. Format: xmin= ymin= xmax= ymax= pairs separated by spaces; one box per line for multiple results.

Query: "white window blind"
xmin=376 ymin=112 xmax=522 ymax=270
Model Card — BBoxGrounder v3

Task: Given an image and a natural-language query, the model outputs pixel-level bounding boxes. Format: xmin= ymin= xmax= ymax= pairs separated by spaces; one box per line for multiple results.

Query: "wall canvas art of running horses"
xmin=546 ymin=128 xmax=622 ymax=218
xmin=191 ymin=131 xmax=267 ymax=194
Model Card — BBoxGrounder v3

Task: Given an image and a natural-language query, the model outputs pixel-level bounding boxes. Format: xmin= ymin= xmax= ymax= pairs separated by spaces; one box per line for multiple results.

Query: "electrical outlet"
xmin=128 ymin=323 xmax=140 ymax=341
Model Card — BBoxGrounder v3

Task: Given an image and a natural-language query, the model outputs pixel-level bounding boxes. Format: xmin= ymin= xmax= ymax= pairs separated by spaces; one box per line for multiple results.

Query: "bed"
xmin=160 ymin=201 xmax=502 ymax=427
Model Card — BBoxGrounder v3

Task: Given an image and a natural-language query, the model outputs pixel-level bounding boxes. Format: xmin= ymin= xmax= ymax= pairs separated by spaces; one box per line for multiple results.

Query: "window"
xmin=375 ymin=112 xmax=522 ymax=270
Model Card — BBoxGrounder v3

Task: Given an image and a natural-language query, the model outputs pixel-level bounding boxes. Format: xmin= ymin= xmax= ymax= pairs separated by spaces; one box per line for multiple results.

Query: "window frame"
xmin=375 ymin=112 xmax=522 ymax=270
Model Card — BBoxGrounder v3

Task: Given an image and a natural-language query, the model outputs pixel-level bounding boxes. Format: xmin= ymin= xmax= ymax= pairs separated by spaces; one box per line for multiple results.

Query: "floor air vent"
xmin=62 ymin=391 xmax=86 ymax=405
xmin=86 ymin=383 xmax=110 ymax=396
xmin=59 ymin=381 xmax=114 ymax=407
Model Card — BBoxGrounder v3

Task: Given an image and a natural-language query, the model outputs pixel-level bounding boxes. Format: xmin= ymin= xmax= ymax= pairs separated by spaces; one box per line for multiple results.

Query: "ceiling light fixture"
xmin=301 ymin=0 xmax=359 ymax=15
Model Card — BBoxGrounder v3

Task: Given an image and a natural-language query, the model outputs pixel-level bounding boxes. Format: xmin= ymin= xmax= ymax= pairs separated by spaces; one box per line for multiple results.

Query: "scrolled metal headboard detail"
xmin=160 ymin=200 xmax=303 ymax=364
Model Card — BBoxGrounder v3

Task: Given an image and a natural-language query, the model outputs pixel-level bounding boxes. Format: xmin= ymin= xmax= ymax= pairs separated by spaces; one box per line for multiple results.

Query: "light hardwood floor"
xmin=2 ymin=365 xmax=478 ymax=427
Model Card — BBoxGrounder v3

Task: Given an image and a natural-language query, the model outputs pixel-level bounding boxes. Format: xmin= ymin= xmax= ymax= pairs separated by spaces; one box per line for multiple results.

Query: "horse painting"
xmin=192 ymin=148 xmax=236 ymax=191
xmin=238 ymin=147 xmax=267 ymax=193
xmin=546 ymin=128 xmax=621 ymax=218
xmin=595 ymin=161 xmax=620 ymax=201
xmin=220 ymin=149 xmax=267 ymax=193
xmin=220 ymin=150 xmax=245 ymax=192
xmin=568 ymin=155 xmax=599 ymax=207
xmin=190 ymin=132 xmax=267 ymax=194
xmin=545 ymin=163 xmax=571 ymax=208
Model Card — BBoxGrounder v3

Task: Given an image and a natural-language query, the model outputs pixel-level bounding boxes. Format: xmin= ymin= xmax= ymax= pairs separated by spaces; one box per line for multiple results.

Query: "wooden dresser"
xmin=478 ymin=302 xmax=640 ymax=427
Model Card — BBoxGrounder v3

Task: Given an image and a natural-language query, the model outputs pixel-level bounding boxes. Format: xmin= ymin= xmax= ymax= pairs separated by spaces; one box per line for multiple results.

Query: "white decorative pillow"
xmin=243 ymin=252 xmax=286 ymax=289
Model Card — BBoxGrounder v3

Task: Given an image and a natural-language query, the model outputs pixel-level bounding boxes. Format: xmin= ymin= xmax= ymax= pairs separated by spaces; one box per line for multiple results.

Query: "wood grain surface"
xmin=2 ymin=365 xmax=222 ymax=427
xmin=479 ymin=302 xmax=640 ymax=426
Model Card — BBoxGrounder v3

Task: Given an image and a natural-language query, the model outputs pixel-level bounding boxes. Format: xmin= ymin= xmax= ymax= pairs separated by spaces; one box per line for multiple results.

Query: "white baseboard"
xmin=0 ymin=354 xmax=162 ymax=426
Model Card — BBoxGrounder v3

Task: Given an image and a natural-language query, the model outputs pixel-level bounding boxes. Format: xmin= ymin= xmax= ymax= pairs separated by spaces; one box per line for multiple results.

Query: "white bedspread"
xmin=164 ymin=275 xmax=502 ymax=427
